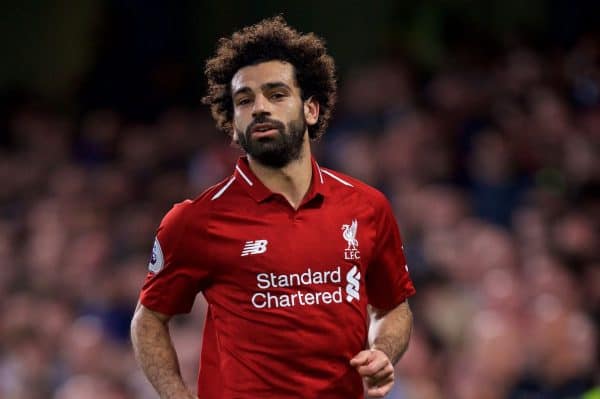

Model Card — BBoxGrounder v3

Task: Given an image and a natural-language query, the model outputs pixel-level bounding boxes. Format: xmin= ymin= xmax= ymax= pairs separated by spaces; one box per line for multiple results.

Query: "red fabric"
xmin=139 ymin=157 xmax=416 ymax=399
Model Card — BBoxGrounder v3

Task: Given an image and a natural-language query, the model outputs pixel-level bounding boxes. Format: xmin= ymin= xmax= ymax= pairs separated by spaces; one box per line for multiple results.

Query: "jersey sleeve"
xmin=139 ymin=201 xmax=209 ymax=315
xmin=366 ymin=194 xmax=416 ymax=310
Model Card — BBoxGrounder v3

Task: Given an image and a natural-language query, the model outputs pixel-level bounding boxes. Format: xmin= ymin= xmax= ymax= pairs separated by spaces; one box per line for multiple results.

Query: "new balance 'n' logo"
xmin=241 ymin=240 xmax=268 ymax=256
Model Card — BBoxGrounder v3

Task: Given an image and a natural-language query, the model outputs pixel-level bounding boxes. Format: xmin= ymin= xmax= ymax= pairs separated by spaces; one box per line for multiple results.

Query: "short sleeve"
xmin=366 ymin=195 xmax=416 ymax=310
xmin=139 ymin=201 xmax=210 ymax=315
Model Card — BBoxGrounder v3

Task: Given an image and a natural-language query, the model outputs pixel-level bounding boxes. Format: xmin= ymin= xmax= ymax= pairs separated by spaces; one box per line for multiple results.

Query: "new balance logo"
xmin=241 ymin=240 xmax=268 ymax=256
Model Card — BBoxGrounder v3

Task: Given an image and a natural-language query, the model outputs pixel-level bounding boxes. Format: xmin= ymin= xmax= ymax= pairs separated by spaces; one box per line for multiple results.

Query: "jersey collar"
xmin=234 ymin=156 xmax=326 ymax=204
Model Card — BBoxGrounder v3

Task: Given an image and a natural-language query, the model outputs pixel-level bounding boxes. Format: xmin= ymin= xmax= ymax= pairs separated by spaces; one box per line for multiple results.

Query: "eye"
xmin=270 ymin=92 xmax=286 ymax=100
xmin=237 ymin=98 xmax=251 ymax=106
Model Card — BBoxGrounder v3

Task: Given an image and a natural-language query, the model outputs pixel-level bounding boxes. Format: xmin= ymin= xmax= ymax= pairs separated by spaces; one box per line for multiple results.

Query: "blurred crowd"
xmin=1 ymin=34 xmax=599 ymax=398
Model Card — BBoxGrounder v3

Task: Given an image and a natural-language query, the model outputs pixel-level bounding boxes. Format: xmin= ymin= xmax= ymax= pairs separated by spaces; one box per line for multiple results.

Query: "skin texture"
xmin=130 ymin=303 xmax=195 ymax=399
xmin=131 ymin=60 xmax=413 ymax=398
xmin=351 ymin=301 xmax=413 ymax=397
xmin=233 ymin=76 xmax=307 ymax=169
xmin=231 ymin=60 xmax=319 ymax=209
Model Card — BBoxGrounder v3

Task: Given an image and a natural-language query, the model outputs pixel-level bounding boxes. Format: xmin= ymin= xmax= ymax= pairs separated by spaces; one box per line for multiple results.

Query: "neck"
xmin=247 ymin=139 xmax=312 ymax=209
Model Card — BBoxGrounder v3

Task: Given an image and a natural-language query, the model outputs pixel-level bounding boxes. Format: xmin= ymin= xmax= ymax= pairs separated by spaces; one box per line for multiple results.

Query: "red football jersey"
xmin=140 ymin=156 xmax=416 ymax=399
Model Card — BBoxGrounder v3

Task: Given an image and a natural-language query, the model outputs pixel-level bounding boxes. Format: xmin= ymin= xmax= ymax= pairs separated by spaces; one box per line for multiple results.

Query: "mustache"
xmin=246 ymin=117 xmax=286 ymax=136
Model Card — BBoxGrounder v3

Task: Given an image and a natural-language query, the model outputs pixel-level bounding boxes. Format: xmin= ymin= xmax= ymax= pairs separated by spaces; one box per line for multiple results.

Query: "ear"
xmin=303 ymin=96 xmax=320 ymax=126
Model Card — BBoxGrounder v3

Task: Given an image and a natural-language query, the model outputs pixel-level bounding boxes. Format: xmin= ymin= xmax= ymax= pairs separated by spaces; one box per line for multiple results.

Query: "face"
xmin=231 ymin=60 xmax=319 ymax=168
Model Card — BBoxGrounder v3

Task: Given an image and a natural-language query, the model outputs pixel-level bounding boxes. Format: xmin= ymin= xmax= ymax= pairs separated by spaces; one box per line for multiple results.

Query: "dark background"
xmin=2 ymin=1 xmax=599 ymax=115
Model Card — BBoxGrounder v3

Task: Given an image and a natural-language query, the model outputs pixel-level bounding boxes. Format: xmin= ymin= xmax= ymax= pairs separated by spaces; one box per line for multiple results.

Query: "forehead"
xmin=231 ymin=60 xmax=297 ymax=92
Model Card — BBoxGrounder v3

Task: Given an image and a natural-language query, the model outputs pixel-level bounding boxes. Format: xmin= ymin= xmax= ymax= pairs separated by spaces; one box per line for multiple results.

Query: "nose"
xmin=252 ymin=94 xmax=271 ymax=118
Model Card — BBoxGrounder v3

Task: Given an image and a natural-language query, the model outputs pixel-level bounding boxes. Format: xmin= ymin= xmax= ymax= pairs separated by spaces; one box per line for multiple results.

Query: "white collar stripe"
xmin=322 ymin=170 xmax=354 ymax=187
xmin=235 ymin=165 xmax=254 ymax=186
xmin=316 ymin=163 xmax=324 ymax=184
xmin=211 ymin=176 xmax=236 ymax=200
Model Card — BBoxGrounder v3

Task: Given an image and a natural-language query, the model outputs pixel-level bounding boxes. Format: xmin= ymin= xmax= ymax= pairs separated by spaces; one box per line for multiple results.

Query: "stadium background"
xmin=0 ymin=1 xmax=598 ymax=398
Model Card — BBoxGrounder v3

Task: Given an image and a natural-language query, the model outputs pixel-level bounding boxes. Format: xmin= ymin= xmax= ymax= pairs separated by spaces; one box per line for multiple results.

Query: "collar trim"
xmin=321 ymin=169 xmax=354 ymax=187
xmin=235 ymin=164 xmax=254 ymax=186
xmin=315 ymin=162 xmax=324 ymax=184
xmin=211 ymin=176 xmax=237 ymax=200
xmin=233 ymin=156 xmax=328 ymax=203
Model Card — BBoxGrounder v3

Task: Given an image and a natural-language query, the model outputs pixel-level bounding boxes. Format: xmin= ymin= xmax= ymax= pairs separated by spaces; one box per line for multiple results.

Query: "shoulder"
xmin=320 ymin=167 xmax=390 ymax=210
xmin=161 ymin=175 xmax=234 ymax=225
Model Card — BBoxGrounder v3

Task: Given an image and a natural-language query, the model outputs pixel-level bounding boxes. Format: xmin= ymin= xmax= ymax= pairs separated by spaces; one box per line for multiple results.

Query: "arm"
xmin=130 ymin=302 xmax=195 ymax=399
xmin=369 ymin=300 xmax=413 ymax=364
xmin=350 ymin=300 xmax=413 ymax=398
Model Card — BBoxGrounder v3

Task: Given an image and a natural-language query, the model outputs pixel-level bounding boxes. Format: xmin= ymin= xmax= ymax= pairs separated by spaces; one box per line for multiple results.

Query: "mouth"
xmin=251 ymin=123 xmax=279 ymax=138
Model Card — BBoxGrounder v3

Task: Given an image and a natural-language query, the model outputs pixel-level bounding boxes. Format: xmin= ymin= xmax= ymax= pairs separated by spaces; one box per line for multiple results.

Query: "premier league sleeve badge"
xmin=148 ymin=238 xmax=164 ymax=274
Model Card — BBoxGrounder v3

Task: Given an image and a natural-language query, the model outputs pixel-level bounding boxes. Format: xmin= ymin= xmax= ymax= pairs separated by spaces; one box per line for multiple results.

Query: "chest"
xmin=194 ymin=197 xmax=374 ymax=345
xmin=205 ymin=199 xmax=375 ymax=279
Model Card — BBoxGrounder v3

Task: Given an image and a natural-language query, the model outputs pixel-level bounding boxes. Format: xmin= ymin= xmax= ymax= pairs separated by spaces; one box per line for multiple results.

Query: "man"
xmin=131 ymin=16 xmax=415 ymax=399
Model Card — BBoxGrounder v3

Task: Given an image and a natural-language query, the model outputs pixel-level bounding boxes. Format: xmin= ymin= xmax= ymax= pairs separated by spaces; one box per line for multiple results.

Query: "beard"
xmin=236 ymin=109 xmax=307 ymax=168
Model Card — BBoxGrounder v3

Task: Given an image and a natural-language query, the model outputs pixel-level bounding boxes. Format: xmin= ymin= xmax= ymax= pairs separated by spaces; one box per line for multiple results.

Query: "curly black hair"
xmin=202 ymin=16 xmax=337 ymax=141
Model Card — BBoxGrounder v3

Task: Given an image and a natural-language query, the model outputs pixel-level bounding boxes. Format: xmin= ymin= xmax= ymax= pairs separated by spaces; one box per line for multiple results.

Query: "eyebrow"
xmin=232 ymin=81 xmax=292 ymax=97
xmin=262 ymin=82 xmax=291 ymax=91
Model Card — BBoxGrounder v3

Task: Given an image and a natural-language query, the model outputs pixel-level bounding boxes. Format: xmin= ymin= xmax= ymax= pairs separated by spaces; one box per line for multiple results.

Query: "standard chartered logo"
xmin=251 ymin=266 xmax=361 ymax=309
xmin=345 ymin=265 xmax=361 ymax=302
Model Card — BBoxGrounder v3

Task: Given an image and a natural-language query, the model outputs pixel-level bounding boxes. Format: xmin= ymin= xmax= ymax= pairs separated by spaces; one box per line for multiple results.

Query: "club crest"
xmin=341 ymin=219 xmax=360 ymax=260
